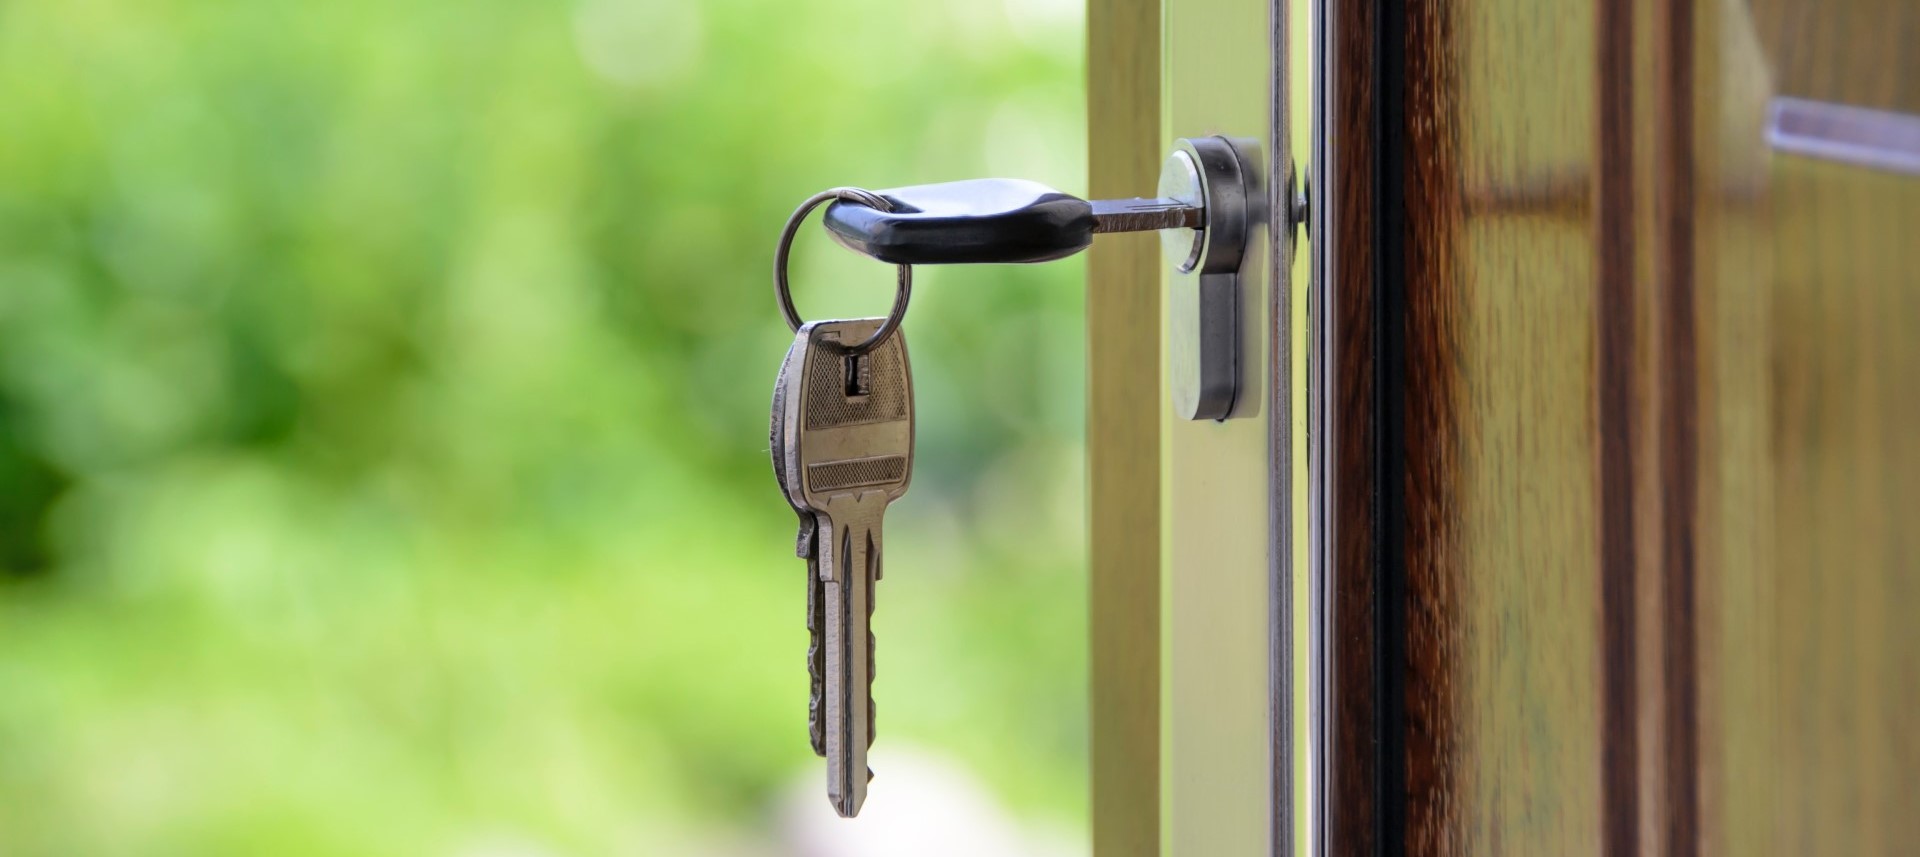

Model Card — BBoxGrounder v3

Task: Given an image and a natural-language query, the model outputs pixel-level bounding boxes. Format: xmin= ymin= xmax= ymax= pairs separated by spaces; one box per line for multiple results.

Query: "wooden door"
xmin=1315 ymin=0 xmax=1920 ymax=854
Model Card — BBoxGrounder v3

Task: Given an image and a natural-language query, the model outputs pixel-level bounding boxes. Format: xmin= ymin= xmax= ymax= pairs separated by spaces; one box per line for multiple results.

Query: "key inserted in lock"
xmin=818 ymin=135 xmax=1260 ymax=421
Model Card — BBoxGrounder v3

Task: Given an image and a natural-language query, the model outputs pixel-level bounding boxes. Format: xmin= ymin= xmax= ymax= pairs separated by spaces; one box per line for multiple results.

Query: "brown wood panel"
xmin=1690 ymin=9 xmax=1778 ymax=855
xmin=1757 ymin=158 xmax=1920 ymax=855
xmin=1327 ymin=0 xmax=1920 ymax=853
xmin=1697 ymin=7 xmax=1920 ymax=853
xmin=1087 ymin=0 xmax=1160 ymax=853
xmin=1695 ymin=2 xmax=1920 ymax=855
xmin=1326 ymin=0 xmax=1622 ymax=850
xmin=1651 ymin=0 xmax=1702 ymax=852
xmin=1396 ymin=0 xmax=1615 ymax=850
xmin=1322 ymin=0 xmax=1382 ymax=851
xmin=1746 ymin=0 xmax=1920 ymax=115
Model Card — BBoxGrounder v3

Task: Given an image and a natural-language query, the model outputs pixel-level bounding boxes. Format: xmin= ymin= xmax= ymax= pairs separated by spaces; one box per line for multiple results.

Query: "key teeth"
xmin=807 ymin=564 xmax=826 ymax=757
xmin=866 ymin=533 xmax=878 ymax=747
xmin=868 ymin=623 xmax=877 ymax=747
xmin=795 ymin=522 xmax=814 ymax=558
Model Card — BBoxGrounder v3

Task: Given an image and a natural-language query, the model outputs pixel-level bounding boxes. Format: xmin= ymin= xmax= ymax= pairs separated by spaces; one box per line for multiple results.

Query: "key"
xmin=769 ymin=337 xmax=828 ymax=757
xmin=821 ymin=177 xmax=1203 ymax=265
xmin=776 ymin=317 xmax=913 ymax=818
xmin=816 ymin=138 xmax=1263 ymax=422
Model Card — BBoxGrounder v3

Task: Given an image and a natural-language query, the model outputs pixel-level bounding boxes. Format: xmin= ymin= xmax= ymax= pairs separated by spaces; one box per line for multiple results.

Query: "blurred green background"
xmin=0 ymin=0 xmax=1089 ymax=853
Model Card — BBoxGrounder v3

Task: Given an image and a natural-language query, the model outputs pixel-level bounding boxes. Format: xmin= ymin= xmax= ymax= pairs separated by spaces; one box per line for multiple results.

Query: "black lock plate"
xmin=823 ymin=178 xmax=1095 ymax=265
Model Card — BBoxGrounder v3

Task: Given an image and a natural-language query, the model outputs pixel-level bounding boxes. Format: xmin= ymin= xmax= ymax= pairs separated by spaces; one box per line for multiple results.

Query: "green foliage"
xmin=0 ymin=0 xmax=1087 ymax=851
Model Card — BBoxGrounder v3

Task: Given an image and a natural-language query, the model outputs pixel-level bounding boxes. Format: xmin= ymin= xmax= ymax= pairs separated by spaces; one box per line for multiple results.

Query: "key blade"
xmin=821 ymin=514 xmax=879 ymax=817
xmin=1088 ymin=197 xmax=1203 ymax=233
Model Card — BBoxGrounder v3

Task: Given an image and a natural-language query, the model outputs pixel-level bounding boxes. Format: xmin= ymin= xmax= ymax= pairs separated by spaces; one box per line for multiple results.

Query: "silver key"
xmin=769 ymin=336 xmax=827 ymax=757
xmin=776 ymin=317 xmax=913 ymax=818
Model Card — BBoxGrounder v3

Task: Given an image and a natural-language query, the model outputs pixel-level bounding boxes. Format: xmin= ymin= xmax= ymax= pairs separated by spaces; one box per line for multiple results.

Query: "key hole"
xmin=843 ymin=353 xmax=871 ymax=398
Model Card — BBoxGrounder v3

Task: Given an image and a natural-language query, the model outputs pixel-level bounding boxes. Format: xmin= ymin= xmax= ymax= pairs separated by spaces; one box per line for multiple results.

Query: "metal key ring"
xmin=774 ymin=187 xmax=912 ymax=355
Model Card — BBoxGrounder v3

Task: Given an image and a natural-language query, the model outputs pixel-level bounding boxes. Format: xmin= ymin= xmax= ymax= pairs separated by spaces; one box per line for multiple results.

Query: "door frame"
xmin=1086 ymin=0 xmax=1164 ymax=853
xmin=1087 ymin=0 xmax=1299 ymax=853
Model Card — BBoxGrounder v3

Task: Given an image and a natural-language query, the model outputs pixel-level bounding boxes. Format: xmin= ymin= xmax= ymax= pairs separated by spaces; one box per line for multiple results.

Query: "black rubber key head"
xmin=822 ymin=178 xmax=1094 ymax=265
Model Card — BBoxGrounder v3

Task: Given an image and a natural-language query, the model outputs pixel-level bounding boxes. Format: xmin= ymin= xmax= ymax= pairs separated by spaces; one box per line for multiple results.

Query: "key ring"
xmin=774 ymin=187 xmax=912 ymax=356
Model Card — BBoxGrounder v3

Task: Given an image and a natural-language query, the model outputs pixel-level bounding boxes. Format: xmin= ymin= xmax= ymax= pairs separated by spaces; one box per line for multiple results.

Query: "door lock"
xmin=1156 ymin=136 xmax=1254 ymax=421
xmin=817 ymin=135 xmax=1262 ymax=421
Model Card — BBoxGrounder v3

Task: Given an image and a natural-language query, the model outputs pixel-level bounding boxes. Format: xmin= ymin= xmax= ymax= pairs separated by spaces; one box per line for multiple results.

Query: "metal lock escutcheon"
xmin=1159 ymin=135 xmax=1256 ymax=422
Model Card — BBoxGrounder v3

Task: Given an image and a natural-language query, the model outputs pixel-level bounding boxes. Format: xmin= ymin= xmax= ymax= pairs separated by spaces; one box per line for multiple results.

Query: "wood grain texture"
xmin=1687 ymin=1 xmax=1920 ymax=853
xmin=1754 ymin=157 xmax=1920 ymax=857
xmin=1690 ymin=9 xmax=1777 ymax=854
xmin=1596 ymin=0 xmax=1644 ymax=851
xmin=1331 ymin=0 xmax=1653 ymax=851
xmin=1323 ymin=0 xmax=1382 ymax=851
xmin=1746 ymin=0 xmax=1920 ymax=115
xmin=1325 ymin=0 xmax=1920 ymax=853
xmin=1651 ymin=0 xmax=1700 ymax=852
xmin=1697 ymin=6 xmax=1920 ymax=853
xmin=1686 ymin=127 xmax=1772 ymax=853
xmin=1087 ymin=0 xmax=1160 ymax=853
xmin=1405 ymin=0 xmax=1615 ymax=846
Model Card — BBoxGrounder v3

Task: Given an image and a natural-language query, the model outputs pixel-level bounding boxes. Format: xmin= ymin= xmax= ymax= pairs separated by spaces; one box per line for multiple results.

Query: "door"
xmin=1091 ymin=0 xmax=1918 ymax=855
xmin=1315 ymin=0 xmax=1920 ymax=854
